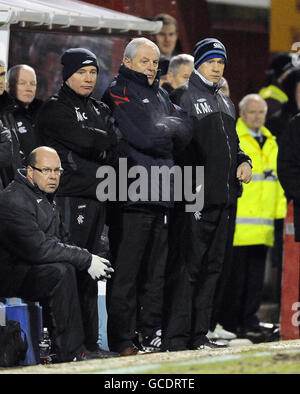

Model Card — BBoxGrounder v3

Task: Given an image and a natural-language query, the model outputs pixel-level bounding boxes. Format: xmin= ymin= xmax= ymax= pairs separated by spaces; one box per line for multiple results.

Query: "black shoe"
xmin=120 ymin=344 xmax=151 ymax=356
xmin=193 ymin=339 xmax=228 ymax=350
xmin=73 ymin=352 xmax=89 ymax=362
xmin=142 ymin=331 xmax=162 ymax=352
xmin=73 ymin=348 xmax=119 ymax=361
xmin=238 ymin=325 xmax=267 ymax=343
xmin=88 ymin=348 xmax=120 ymax=358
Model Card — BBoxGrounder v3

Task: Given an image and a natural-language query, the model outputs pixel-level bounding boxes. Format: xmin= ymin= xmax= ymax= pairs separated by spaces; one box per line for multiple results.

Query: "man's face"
xmin=66 ymin=65 xmax=97 ymax=96
xmin=27 ymin=150 xmax=62 ymax=194
xmin=241 ymin=99 xmax=267 ymax=131
xmin=155 ymin=24 xmax=178 ymax=57
xmin=124 ymin=45 xmax=159 ymax=86
xmin=167 ymin=63 xmax=193 ymax=89
xmin=197 ymin=58 xmax=225 ymax=84
xmin=15 ymin=67 xmax=37 ymax=105
xmin=0 ymin=66 xmax=6 ymax=96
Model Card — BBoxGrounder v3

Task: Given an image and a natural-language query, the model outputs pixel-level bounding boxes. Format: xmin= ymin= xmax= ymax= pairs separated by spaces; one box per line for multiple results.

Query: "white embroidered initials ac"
xmin=75 ymin=107 xmax=88 ymax=122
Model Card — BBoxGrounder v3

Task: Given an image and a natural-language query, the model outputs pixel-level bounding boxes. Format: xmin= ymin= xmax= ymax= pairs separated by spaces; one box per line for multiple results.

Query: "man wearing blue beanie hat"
xmin=162 ymin=38 xmax=253 ymax=352
xmin=193 ymin=38 xmax=227 ymax=70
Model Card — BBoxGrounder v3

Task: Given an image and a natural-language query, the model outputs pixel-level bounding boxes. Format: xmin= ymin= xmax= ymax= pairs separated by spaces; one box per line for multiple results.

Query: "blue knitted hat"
xmin=194 ymin=38 xmax=227 ymax=69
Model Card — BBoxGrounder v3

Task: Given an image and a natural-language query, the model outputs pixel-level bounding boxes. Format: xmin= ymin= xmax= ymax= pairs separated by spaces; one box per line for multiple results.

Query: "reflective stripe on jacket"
xmin=259 ymin=84 xmax=288 ymax=104
xmin=233 ymin=118 xmax=287 ymax=247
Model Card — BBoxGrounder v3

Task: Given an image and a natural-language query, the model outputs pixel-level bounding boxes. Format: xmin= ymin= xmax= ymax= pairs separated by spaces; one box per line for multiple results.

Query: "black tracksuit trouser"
xmin=136 ymin=213 xmax=168 ymax=338
xmin=162 ymin=206 xmax=231 ymax=351
xmin=106 ymin=205 xmax=166 ymax=353
xmin=56 ymin=196 xmax=106 ymax=351
xmin=220 ymin=244 xmax=267 ymax=332
xmin=16 ymin=263 xmax=85 ymax=362
xmin=210 ymin=204 xmax=237 ymax=330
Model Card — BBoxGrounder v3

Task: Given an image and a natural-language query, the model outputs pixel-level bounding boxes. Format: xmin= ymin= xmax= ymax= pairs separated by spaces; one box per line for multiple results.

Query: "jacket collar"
xmin=118 ymin=64 xmax=160 ymax=92
xmin=13 ymin=97 xmax=43 ymax=117
xmin=236 ymin=117 xmax=275 ymax=140
xmin=60 ymin=83 xmax=92 ymax=104
xmin=15 ymin=168 xmax=56 ymax=203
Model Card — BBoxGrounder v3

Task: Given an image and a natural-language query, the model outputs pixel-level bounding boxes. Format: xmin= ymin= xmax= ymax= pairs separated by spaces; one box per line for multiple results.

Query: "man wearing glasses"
xmin=0 ymin=146 xmax=117 ymax=362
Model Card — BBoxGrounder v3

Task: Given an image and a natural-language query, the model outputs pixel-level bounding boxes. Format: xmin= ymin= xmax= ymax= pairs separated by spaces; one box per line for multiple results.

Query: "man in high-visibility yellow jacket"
xmin=222 ymin=94 xmax=287 ymax=338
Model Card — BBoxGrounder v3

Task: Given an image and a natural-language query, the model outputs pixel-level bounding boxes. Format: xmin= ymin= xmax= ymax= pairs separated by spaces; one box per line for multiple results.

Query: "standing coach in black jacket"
xmin=162 ymin=38 xmax=252 ymax=351
xmin=102 ymin=37 xmax=192 ymax=356
xmin=0 ymin=59 xmax=24 ymax=189
xmin=37 ymin=48 xmax=121 ymax=354
xmin=6 ymin=64 xmax=43 ymax=159
xmin=0 ymin=146 xmax=115 ymax=362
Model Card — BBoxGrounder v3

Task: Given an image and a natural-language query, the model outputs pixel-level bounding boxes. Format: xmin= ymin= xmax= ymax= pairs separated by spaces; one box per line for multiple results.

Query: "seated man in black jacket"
xmin=0 ymin=146 xmax=116 ymax=363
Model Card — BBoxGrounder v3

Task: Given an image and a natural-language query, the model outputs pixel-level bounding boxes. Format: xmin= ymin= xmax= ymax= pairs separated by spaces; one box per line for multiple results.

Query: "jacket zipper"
xmin=216 ymin=92 xmax=231 ymax=205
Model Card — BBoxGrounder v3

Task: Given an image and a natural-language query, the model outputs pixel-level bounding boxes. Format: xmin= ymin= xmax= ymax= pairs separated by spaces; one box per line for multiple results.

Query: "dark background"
xmin=8 ymin=0 xmax=270 ymax=109
xmin=86 ymin=0 xmax=270 ymax=108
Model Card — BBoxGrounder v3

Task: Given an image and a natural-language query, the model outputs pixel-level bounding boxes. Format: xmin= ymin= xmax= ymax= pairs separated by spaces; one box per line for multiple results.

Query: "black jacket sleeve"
xmin=0 ymin=120 xmax=13 ymax=167
xmin=277 ymin=115 xmax=300 ymax=200
xmin=0 ymin=195 xmax=92 ymax=271
xmin=103 ymin=85 xmax=174 ymax=158
xmin=92 ymin=100 xmax=127 ymax=164
xmin=37 ymin=100 xmax=117 ymax=160
xmin=163 ymin=104 xmax=193 ymax=152
xmin=236 ymin=135 xmax=252 ymax=168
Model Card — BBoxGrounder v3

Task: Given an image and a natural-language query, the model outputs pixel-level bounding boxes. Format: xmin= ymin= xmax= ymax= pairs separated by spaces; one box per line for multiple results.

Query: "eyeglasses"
xmin=31 ymin=166 xmax=64 ymax=176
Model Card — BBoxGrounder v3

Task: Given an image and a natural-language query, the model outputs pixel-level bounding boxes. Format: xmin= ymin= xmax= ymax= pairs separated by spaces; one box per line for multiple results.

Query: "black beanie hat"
xmin=61 ymin=48 xmax=99 ymax=81
xmin=194 ymin=38 xmax=227 ymax=69
xmin=266 ymin=51 xmax=293 ymax=80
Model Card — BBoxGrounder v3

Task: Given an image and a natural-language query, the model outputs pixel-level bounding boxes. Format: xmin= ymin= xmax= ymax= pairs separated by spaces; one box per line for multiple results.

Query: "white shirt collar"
xmin=249 ymin=128 xmax=263 ymax=138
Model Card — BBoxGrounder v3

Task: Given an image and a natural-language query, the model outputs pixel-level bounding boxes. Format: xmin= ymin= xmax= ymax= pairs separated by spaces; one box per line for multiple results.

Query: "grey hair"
xmin=238 ymin=93 xmax=267 ymax=115
xmin=168 ymin=54 xmax=194 ymax=76
xmin=123 ymin=37 xmax=160 ymax=61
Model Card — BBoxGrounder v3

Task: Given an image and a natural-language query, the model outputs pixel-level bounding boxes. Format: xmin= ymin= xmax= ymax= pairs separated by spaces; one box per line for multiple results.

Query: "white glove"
xmin=87 ymin=255 xmax=114 ymax=280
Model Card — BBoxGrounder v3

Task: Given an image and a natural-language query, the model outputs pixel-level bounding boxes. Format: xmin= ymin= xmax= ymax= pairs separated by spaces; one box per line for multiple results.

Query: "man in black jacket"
xmin=277 ymin=113 xmax=300 ymax=240
xmin=37 ymin=48 xmax=121 ymax=353
xmin=102 ymin=37 xmax=192 ymax=356
xmin=7 ymin=64 xmax=43 ymax=159
xmin=162 ymin=38 xmax=252 ymax=351
xmin=0 ymin=119 xmax=13 ymax=190
xmin=0 ymin=59 xmax=23 ymax=189
xmin=0 ymin=146 xmax=115 ymax=362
